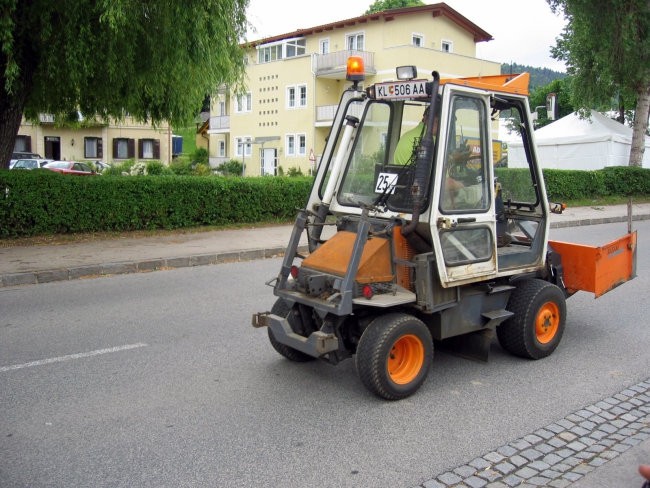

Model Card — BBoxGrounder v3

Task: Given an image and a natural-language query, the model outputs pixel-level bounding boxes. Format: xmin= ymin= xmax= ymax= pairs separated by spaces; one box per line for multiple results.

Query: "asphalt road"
xmin=1 ymin=220 xmax=648 ymax=488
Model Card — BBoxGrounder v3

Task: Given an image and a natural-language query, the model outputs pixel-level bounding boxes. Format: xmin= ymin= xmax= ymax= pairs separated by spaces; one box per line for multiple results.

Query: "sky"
xmin=246 ymin=0 xmax=568 ymax=72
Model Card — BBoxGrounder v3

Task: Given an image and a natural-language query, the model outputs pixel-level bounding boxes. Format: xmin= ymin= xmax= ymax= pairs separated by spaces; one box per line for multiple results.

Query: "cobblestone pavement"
xmin=417 ymin=378 xmax=650 ymax=488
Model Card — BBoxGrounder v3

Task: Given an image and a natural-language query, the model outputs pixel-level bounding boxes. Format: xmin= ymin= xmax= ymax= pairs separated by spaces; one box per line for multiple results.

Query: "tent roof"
xmin=530 ymin=110 xmax=645 ymax=146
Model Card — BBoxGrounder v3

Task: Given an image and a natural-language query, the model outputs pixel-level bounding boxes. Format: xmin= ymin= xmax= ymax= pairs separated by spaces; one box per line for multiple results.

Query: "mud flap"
xmin=438 ymin=328 xmax=495 ymax=363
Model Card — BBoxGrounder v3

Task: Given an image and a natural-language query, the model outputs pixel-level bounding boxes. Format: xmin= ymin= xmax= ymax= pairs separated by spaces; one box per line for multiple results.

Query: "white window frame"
xmin=235 ymin=136 xmax=252 ymax=157
xmin=219 ymin=140 xmax=226 ymax=157
xmin=346 ymin=32 xmax=365 ymax=51
xmin=235 ymin=93 xmax=252 ymax=113
xmin=286 ymin=133 xmax=306 ymax=156
xmin=286 ymin=134 xmax=296 ymax=156
xmin=441 ymin=39 xmax=453 ymax=53
xmin=319 ymin=38 xmax=330 ymax=54
xmin=298 ymin=134 xmax=306 ymax=156
xmin=286 ymin=84 xmax=307 ymax=109
xmin=219 ymin=101 xmax=226 ymax=116
xmin=412 ymin=33 xmax=424 ymax=47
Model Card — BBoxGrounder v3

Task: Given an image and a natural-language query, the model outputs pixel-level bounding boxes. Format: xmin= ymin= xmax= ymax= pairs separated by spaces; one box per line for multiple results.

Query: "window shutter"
xmin=138 ymin=139 xmax=143 ymax=159
xmin=153 ymin=139 xmax=160 ymax=159
xmin=97 ymin=138 xmax=103 ymax=159
xmin=128 ymin=139 xmax=135 ymax=159
xmin=26 ymin=136 xmax=32 ymax=152
xmin=113 ymin=139 xmax=119 ymax=159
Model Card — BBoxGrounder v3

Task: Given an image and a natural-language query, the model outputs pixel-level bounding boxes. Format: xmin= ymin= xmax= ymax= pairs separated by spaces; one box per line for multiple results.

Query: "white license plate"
xmin=374 ymin=80 xmax=428 ymax=100
xmin=375 ymin=172 xmax=398 ymax=194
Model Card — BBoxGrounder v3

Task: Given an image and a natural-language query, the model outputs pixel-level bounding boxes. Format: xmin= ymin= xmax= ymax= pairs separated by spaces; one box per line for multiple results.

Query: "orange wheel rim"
xmin=535 ymin=301 xmax=560 ymax=344
xmin=388 ymin=334 xmax=424 ymax=385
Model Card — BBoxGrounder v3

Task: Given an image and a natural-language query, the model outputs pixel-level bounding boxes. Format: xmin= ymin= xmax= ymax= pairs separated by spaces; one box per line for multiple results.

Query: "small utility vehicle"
xmin=252 ymin=57 xmax=637 ymax=400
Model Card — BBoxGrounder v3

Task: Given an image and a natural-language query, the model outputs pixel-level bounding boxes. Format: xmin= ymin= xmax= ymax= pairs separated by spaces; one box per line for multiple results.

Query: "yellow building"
xmin=14 ymin=114 xmax=173 ymax=165
xmin=207 ymin=3 xmax=501 ymax=176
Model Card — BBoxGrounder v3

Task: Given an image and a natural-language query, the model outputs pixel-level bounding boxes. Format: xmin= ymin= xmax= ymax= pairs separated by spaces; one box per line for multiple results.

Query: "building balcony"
xmin=209 ymin=115 xmax=230 ymax=133
xmin=315 ymin=103 xmax=364 ymax=126
xmin=313 ymin=50 xmax=375 ymax=79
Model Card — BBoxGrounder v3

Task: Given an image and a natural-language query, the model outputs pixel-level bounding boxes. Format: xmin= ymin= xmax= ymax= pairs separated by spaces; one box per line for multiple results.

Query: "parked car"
xmin=43 ymin=161 xmax=97 ymax=176
xmin=11 ymin=159 xmax=50 ymax=170
xmin=9 ymin=152 xmax=42 ymax=168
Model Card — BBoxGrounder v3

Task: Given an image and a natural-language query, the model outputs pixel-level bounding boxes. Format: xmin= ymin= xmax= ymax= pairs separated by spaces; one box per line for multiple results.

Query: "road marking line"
xmin=0 ymin=343 xmax=148 ymax=373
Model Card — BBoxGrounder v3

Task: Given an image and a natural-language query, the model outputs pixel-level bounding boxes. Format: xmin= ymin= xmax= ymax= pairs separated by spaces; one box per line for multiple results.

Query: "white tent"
xmin=508 ymin=110 xmax=650 ymax=169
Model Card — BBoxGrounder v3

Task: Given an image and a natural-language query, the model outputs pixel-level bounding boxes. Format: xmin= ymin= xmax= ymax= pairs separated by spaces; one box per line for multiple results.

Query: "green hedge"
xmin=0 ymin=170 xmax=312 ymax=237
xmin=1 ymin=166 xmax=649 ymax=238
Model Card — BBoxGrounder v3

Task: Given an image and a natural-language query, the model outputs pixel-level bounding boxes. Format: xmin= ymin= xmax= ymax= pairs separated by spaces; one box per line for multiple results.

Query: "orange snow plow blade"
xmin=549 ymin=232 xmax=637 ymax=298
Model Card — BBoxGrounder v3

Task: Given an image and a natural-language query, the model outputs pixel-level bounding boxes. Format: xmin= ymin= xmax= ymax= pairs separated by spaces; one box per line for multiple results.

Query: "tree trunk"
xmin=629 ymin=85 xmax=650 ymax=167
xmin=0 ymin=93 xmax=26 ymax=169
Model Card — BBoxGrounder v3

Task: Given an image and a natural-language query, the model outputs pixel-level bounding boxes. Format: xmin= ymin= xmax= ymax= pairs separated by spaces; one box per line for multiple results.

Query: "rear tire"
xmin=497 ymin=279 xmax=566 ymax=359
xmin=355 ymin=313 xmax=433 ymax=400
xmin=267 ymin=299 xmax=315 ymax=362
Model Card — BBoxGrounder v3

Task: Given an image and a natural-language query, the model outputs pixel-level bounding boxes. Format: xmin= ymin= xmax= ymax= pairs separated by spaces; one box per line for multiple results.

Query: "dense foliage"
xmin=1 ymin=168 xmax=649 ymax=238
xmin=365 ymin=0 xmax=424 ymax=14
xmin=0 ymin=171 xmax=311 ymax=237
xmin=548 ymin=0 xmax=650 ymax=166
xmin=500 ymin=63 xmax=566 ymax=89
xmin=0 ymin=0 xmax=249 ymax=168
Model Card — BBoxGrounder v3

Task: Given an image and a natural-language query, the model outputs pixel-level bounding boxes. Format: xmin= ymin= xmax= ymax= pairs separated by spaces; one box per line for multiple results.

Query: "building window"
xmin=113 ymin=138 xmax=135 ymax=159
xmin=441 ymin=40 xmax=453 ymax=53
xmin=298 ymin=134 xmax=306 ymax=156
xmin=286 ymin=134 xmax=306 ymax=156
xmin=14 ymin=135 xmax=32 ymax=152
xmin=235 ymin=93 xmax=252 ymax=113
xmin=235 ymin=136 xmax=252 ymax=157
xmin=219 ymin=140 xmax=226 ymax=157
xmin=257 ymin=38 xmax=306 ymax=64
xmin=84 ymin=137 xmax=103 ymax=159
xmin=139 ymin=139 xmax=160 ymax=159
xmin=412 ymin=34 xmax=424 ymax=47
xmin=319 ymin=38 xmax=330 ymax=54
xmin=346 ymin=32 xmax=364 ymax=51
xmin=219 ymin=101 xmax=226 ymax=116
xmin=287 ymin=84 xmax=307 ymax=109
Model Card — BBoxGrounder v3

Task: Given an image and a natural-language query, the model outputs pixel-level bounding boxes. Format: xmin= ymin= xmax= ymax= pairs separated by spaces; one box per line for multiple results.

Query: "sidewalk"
xmin=1 ymin=203 xmax=648 ymax=288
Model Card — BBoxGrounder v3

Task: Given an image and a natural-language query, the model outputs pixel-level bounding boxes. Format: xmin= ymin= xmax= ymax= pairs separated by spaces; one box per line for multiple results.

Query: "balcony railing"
xmin=316 ymin=104 xmax=364 ymax=123
xmin=313 ymin=50 xmax=375 ymax=79
xmin=209 ymin=115 xmax=230 ymax=131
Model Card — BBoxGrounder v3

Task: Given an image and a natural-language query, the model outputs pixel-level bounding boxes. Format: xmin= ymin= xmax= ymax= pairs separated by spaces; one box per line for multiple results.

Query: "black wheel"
xmin=355 ymin=313 xmax=433 ymax=400
xmin=497 ymin=279 xmax=566 ymax=359
xmin=267 ymin=299 xmax=315 ymax=362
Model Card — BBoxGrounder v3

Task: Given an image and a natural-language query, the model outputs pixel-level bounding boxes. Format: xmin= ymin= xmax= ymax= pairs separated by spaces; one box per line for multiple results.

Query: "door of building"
xmin=44 ymin=136 xmax=61 ymax=160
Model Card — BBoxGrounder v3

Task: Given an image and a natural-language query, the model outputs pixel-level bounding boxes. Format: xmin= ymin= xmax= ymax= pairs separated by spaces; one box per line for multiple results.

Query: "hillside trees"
xmin=0 ymin=0 xmax=249 ymax=168
xmin=365 ymin=0 xmax=424 ymax=14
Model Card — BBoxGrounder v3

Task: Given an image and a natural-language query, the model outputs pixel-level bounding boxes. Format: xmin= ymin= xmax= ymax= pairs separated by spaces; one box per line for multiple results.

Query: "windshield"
xmin=337 ymin=100 xmax=435 ymax=213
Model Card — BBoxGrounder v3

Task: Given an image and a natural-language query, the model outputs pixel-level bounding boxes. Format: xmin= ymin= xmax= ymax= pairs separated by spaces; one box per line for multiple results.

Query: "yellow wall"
xmin=17 ymin=117 xmax=172 ymax=164
xmin=209 ymin=9 xmax=500 ymax=176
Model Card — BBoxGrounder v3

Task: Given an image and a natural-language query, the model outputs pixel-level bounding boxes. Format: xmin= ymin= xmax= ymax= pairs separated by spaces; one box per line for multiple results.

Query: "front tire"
xmin=355 ymin=313 xmax=433 ymax=400
xmin=267 ymin=299 xmax=315 ymax=362
xmin=497 ymin=279 xmax=566 ymax=359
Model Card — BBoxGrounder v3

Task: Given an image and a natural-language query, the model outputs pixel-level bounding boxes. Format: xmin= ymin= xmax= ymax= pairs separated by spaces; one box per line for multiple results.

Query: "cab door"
xmin=431 ymin=87 xmax=497 ymax=287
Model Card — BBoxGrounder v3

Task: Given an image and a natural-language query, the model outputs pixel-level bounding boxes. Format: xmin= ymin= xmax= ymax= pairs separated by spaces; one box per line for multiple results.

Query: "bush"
xmin=286 ymin=166 xmax=304 ymax=177
xmin=191 ymin=147 xmax=209 ymax=165
xmin=0 ymin=171 xmax=313 ymax=237
xmin=217 ymin=159 xmax=243 ymax=176
xmin=146 ymin=160 xmax=170 ymax=175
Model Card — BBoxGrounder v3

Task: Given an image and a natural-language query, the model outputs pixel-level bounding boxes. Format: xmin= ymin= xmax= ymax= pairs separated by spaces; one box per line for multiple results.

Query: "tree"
xmin=529 ymin=77 xmax=575 ymax=128
xmin=0 ymin=0 xmax=248 ymax=169
xmin=365 ymin=0 xmax=424 ymax=15
xmin=548 ymin=0 xmax=650 ymax=166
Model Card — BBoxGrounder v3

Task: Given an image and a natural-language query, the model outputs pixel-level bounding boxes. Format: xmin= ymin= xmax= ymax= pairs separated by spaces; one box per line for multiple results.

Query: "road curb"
xmin=0 ymin=246 xmax=296 ymax=288
xmin=1 ymin=214 xmax=647 ymax=288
